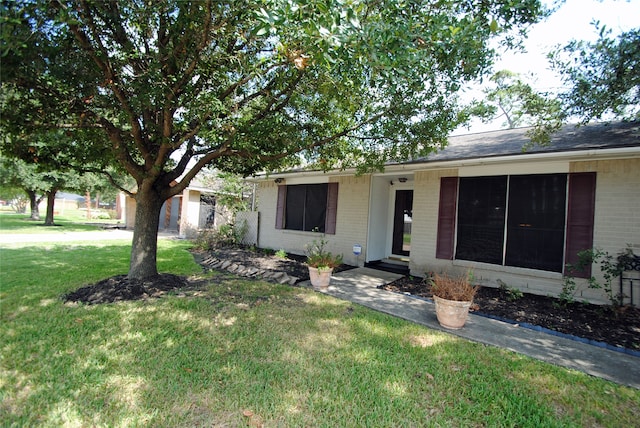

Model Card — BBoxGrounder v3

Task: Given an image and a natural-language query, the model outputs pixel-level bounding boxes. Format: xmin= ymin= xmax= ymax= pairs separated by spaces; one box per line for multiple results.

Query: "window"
xmin=456 ymin=176 xmax=507 ymax=265
xmin=437 ymin=173 xmax=595 ymax=275
xmin=505 ymin=174 xmax=567 ymax=272
xmin=275 ymin=183 xmax=338 ymax=234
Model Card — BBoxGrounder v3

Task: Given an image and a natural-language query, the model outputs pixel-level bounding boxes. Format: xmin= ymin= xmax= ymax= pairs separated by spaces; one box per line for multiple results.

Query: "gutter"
xmin=248 ymin=146 xmax=640 ymax=181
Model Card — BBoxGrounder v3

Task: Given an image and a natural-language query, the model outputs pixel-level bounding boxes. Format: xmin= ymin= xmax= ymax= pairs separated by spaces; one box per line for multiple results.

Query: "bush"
xmin=305 ymin=238 xmax=342 ymax=271
xmin=192 ymin=221 xmax=248 ymax=251
xmin=561 ymin=246 xmax=637 ymax=307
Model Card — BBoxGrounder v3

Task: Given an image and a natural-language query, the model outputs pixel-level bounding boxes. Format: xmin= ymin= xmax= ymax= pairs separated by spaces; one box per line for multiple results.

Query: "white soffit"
xmin=459 ymin=161 xmax=570 ymax=177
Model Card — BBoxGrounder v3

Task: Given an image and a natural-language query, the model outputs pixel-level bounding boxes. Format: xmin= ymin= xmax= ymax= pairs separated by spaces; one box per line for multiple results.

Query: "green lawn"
xmin=0 ymin=211 xmax=120 ymax=234
xmin=1 ymin=234 xmax=639 ymax=426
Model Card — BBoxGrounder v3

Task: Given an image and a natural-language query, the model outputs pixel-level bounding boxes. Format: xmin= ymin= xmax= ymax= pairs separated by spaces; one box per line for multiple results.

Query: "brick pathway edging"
xmin=199 ymin=255 xmax=300 ymax=286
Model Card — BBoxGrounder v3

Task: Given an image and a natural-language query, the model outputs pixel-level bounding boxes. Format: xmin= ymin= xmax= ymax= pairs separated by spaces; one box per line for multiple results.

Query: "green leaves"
xmin=550 ymin=26 xmax=640 ymax=123
xmin=2 ymin=0 xmax=548 ymax=180
xmin=467 ymin=70 xmax=565 ymax=146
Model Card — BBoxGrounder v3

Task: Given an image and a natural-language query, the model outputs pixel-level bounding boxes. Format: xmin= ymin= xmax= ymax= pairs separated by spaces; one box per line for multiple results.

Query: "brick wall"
xmin=408 ymin=159 xmax=640 ymax=304
xmin=409 ymin=168 xmax=458 ymax=275
xmin=255 ymin=157 xmax=639 ymax=304
xmin=570 ymin=158 xmax=640 ymax=302
xmin=256 ymin=175 xmax=371 ymax=266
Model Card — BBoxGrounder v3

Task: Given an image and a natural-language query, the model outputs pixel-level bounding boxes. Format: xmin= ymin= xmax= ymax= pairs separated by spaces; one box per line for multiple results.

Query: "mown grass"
xmin=0 ymin=211 xmax=117 ymax=234
xmin=1 ymin=238 xmax=639 ymax=426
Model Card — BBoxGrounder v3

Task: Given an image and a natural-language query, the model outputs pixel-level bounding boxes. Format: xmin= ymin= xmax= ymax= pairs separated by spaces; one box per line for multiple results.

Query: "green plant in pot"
xmin=430 ymin=272 xmax=478 ymax=329
xmin=305 ymin=238 xmax=343 ymax=289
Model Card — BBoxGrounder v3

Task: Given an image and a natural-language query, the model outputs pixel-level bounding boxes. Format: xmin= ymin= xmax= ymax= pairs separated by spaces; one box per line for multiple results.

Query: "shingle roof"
xmin=409 ymin=121 xmax=640 ymax=164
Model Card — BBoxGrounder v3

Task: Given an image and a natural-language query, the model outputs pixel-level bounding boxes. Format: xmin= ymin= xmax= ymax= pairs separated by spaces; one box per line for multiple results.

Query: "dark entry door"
xmin=392 ymin=190 xmax=413 ymax=256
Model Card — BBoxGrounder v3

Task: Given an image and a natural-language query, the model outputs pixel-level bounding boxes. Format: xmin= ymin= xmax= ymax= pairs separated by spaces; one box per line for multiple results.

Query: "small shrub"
xmin=192 ymin=229 xmax=218 ymax=251
xmin=305 ymin=238 xmax=342 ymax=271
xmin=497 ymin=279 xmax=523 ymax=301
xmin=275 ymin=249 xmax=287 ymax=259
xmin=561 ymin=246 xmax=637 ymax=308
xmin=191 ymin=221 xmax=248 ymax=251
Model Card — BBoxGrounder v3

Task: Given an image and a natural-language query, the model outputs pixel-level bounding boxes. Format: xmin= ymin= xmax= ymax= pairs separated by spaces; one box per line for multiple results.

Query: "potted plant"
xmin=305 ymin=238 xmax=343 ymax=289
xmin=430 ymin=272 xmax=478 ymax=329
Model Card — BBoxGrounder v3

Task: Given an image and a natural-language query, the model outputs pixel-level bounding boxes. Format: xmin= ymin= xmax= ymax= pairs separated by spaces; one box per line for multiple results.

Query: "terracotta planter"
xmin=433 ymin=295 xmax=472 ymax=329
xmin=308 ymin=266 xmax=333 ymax=289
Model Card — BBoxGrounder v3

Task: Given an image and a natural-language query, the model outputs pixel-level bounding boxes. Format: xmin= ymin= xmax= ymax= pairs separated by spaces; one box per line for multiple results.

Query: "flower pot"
xmin=308 ymin=266 xmax=333 ymax=289
xmin=433 ymin=295 xmax=472 ymax=329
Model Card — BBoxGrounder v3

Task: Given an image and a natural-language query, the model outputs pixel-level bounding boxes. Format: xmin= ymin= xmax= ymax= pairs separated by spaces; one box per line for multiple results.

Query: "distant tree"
xmin=1 ymin=0 xmax=546 ymax=280
xmin=0 ymin=157 xmax=37 ymax=215
xmin=550 ymin=25 xmax=640 ymax=123
xmin=0 ymin=155 xmax=48 ymax=219
xmin=467 ymin=70 xmax=564 ymax=145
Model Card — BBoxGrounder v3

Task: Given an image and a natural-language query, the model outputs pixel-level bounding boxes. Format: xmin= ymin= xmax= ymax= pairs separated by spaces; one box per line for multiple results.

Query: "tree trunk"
xmin=128 ymin=187 xmax=163 ymax=280
xmin=26 ymin=189 xmax=40 ymax=220
xmin=85 ymin=191 xmax=91 ymax=219
xmin=44 ymin=191 xmax=56 ymax=225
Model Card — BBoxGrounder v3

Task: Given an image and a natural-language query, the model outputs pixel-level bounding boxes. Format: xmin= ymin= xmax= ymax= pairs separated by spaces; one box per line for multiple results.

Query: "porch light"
xmin=398 ymin=177 xmax=408 ymax=183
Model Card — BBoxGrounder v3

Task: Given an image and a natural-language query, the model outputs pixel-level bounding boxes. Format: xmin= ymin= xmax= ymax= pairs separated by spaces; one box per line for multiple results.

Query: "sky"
xmin=458 ymin=0 xmax=640 ymax=134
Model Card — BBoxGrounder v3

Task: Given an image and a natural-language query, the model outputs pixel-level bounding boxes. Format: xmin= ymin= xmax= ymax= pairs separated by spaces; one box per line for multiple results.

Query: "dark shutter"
xmin=436 ymin=177 xmax=458 ymax=259
xmin=324 ymin=182 xmax=338 ymax=234
xmin=564 ymin=172 xmax=596 ymax=278
xmin=275 ymin=185 xmax=286 ymax=229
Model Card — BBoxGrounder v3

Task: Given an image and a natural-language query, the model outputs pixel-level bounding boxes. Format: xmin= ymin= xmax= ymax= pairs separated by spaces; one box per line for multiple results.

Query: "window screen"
xmin=505 ymin=174 xmax=567 ymax=272
xmin=454 ymin=174 xmax=568 ymax=273
xmin=455 ymin=176 xmax=507 ymax=265
xmin=285 ymin=184 xmax=328 ymax=232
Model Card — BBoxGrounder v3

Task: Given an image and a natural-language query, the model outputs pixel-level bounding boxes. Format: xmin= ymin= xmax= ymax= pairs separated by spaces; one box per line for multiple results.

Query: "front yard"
xmin=1 ymin=222 xmax=639 ymax=426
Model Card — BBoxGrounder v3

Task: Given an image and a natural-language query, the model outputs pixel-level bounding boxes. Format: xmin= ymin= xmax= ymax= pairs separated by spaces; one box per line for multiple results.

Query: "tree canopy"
xmin=0 ymin=0 xmax=546 ymax=279
xmin=550 ymin=25 xmax=640 ymax=123
xmin=467 ymin=70 xmax=564 ymax=145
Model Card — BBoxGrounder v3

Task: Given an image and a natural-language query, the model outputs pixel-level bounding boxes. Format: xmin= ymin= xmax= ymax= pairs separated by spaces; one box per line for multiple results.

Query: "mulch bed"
xmin=382 ymin=275 xmax=640 ymax=352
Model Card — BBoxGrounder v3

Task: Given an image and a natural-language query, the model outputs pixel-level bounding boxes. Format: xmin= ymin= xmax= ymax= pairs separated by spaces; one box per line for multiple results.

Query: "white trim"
xmin=249 ymin=146 xmax=640 ymax=182
xmin=459 ymin=161 xmax=569 ymax=177
xmin=452 ymin=259 xmax=563 ymax=280
xmin=402 ymin=147 xmax=640 ymax=173
xmin=275 ymin=176 xmax=330 ymax=185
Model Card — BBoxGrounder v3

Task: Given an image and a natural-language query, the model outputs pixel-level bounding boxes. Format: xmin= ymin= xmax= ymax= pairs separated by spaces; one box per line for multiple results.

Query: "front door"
xmin=392 ymin=190 xmax=413 ymax=256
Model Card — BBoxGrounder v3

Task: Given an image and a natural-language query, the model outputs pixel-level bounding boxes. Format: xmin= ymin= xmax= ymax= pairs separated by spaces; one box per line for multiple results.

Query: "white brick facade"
xmin=255 ymin=156 xmax=639 ymax=304
xmin=255 ymin=115 xmax=639 ymax=307
xmin=256 ymin=175 xmax=371 ymax=266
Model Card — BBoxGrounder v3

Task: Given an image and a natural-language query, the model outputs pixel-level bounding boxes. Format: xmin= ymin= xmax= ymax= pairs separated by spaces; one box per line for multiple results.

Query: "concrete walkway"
xmin=308 ymin=267 xmax=640 ymax=389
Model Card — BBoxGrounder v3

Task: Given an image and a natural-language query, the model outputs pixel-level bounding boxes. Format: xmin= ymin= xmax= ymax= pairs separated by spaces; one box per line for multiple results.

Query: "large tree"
xmin=550 ymin=25 xmax=640 ymax=123
xmin=467 ymin=69 xmax=564 ymax=145
xmin=1 ymin=0 xmax=545 ymax=280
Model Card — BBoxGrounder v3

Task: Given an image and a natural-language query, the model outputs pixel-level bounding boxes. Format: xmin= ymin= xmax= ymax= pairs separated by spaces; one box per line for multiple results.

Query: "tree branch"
xmin=69 ymin=0 xmax=149 ymax=162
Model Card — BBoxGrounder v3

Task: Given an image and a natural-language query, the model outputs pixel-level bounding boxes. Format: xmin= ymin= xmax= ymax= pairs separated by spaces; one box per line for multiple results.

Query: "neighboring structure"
xmin=252 ymin=122 xmax=640 ymax=304
xmin=122 ymin=176 xmax=231 ymax=238
xmin=39 ymin=192 xmax=117 ymax=218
